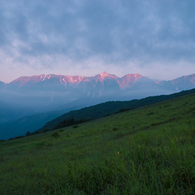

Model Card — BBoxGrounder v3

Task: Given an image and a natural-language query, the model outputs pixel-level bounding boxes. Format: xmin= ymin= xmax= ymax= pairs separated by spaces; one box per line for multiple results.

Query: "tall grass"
xmin=0 ymin=93 xmax=195 ymax=194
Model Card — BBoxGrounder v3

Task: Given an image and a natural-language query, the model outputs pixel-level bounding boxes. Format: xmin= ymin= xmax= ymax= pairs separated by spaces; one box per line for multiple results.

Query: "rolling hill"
xmin=37 ymin=88 xmax=195 ymax=133
xmin=1 ymin=88 xmax=195 ymax=140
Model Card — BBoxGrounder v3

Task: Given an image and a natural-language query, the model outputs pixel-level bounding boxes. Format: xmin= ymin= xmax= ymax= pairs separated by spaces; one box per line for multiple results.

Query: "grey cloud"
xmin=0 ymin=0 xmax=195 ymax=66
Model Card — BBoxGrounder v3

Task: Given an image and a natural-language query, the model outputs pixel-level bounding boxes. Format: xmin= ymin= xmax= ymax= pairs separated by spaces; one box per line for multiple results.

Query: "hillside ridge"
xmin=37 ymin=88 xmax=195 ymax=133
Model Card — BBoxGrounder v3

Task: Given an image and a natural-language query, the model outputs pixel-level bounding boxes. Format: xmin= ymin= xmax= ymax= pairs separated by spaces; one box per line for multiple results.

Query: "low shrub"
xmin=26 ymin=131 xmax=31 ymax=136
xmin=43 ymin=129 xmax=50 ymax=132
xmin=147 ymin=112 xmax=154 ymax=115
xmin=51 ymin=132 xmax=60 ymax=138
xmin=73 ymin=125 xmax=79 ymax=128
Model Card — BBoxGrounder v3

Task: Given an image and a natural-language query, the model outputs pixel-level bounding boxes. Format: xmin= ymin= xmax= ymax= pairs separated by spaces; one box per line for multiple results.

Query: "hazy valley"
xmin=0 ymin=72 xmax=195 ymax=140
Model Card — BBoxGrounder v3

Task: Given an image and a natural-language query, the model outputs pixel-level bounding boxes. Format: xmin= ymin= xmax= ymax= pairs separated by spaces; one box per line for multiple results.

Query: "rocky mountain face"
xmin=6 ymin=72 xmax=195 ymax=93
xmin=0 ymin=81 xmax=5 ymax=90
xmin=170 ymin=74 xmax=195 ymax=91
xmin=4 ymin=72 xmax=146 ymax=100
xmin=0 ymin=72 xmax=195 ymax=123
xmin=7 ymin=72 xmax=142 ymax=92
xmin=157 ymin=74 xmax=195 ymax=91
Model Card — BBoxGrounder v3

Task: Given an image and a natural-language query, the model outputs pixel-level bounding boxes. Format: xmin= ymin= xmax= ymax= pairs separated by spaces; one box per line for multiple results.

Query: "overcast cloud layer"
xmin=0 ymin=0 xmax=195 ymax=83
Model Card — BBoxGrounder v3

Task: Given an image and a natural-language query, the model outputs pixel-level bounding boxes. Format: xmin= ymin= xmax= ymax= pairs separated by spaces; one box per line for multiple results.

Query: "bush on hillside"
xmin=26 ymin=131 xmax=31 ymax=136
xmin=73 ymin=125 xmax=79 ymax=128
xmin=51 ymin=132 xmax=60 ymax=138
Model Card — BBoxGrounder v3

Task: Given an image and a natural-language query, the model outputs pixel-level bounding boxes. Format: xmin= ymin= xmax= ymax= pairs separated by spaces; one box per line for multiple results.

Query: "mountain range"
xmin=0 ymin=72 xmax=195 ymax=120
xmin=2 ymin=72 xmax=195 ymax=92
xmin=0 ymin=72 xmax=195 ymax=140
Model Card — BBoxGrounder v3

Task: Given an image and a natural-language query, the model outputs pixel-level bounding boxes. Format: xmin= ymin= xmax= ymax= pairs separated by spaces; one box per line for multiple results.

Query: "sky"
xmin=0 ymin=0 xmax=195 ymax=83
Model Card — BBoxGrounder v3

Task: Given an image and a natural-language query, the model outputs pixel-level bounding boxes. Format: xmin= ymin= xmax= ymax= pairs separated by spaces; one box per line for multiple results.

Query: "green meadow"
xmin=0 ymin=93 xmax=195 ymax=194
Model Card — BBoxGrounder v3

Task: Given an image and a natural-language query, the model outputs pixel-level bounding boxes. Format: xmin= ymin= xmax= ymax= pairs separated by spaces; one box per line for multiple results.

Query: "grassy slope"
xmin=0 ymin=93 xmax=195 ymax=194
xmin=38 ymin=88 xmax=195 ymax=132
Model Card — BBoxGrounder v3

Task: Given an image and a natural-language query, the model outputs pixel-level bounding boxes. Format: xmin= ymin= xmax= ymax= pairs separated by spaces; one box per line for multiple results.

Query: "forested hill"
xmin=37 ymin=88 xmax=195 ymax=132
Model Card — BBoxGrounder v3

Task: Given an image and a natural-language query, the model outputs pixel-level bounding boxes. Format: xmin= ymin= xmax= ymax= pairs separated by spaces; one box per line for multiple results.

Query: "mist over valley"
xmin=0 ymin=72 xmax=195 ymax=140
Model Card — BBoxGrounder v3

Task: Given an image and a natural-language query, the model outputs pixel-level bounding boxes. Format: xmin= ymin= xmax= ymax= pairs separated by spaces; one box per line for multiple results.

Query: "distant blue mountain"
xmin=0 ymin=81 xmax=5 ymax=90
xmin=0 ymin=72 xmax=195 ymax=140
